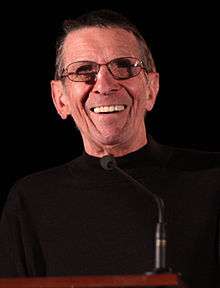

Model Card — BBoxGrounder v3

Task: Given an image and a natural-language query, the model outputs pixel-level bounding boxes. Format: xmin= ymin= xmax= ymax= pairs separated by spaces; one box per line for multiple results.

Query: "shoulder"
xmin=16 ymin=162 xmax=71 ymax=187
xmin=6 ymin=156 xmax=83 ymax=205
xmin=158 ymin=142 xmax=220 ymax=171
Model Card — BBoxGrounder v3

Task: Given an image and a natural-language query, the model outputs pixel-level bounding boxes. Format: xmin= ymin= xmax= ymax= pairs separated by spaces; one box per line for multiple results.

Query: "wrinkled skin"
xmin=51 ymin=27 xmax=159 ymax=157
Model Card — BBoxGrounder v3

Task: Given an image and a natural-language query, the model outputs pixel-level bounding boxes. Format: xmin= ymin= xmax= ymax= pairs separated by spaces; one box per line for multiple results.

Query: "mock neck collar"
xmin=75 ymin=136 xmax=170 ymax=170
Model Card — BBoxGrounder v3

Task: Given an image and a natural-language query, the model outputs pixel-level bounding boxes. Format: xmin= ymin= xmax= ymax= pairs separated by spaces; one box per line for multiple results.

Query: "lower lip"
xmin=93 ymin=110 xmax=125 ymax=115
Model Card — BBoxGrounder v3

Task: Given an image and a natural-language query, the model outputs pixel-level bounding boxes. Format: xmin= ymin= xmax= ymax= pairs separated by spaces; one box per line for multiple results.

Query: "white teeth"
xmin=93 ymin=105 xmax=126 ymax=114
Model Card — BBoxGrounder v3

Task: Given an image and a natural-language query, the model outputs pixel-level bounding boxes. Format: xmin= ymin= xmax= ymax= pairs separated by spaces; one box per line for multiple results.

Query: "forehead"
xmin=63 ymin=27 xmax=141 ymax=64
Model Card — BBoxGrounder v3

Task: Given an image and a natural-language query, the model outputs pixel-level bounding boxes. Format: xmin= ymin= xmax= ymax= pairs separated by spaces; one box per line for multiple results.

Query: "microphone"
xmin=100 ymin=155 xmax=168 ymax=273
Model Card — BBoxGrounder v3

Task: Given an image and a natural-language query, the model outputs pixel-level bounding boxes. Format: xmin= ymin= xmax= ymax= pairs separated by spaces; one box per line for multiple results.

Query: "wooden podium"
xmin=0 ymin=273 xmax=187 ymax=288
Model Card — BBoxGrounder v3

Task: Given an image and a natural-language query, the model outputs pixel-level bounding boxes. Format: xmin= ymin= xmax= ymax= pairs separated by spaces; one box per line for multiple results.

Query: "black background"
xmin=1 ymin=2 xmax=219 ymax=210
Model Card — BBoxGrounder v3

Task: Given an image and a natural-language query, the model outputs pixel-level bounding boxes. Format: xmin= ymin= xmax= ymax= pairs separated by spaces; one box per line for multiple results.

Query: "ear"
xmin=145 ymin=72 xmax=160 ymax=111
xmin=50 ymin=80 xmax=70 ymax=119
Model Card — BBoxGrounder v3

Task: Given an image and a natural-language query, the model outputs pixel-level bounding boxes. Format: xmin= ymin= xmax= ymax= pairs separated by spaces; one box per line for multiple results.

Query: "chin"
xmin=98 ymin=133 xmax=128 ymax=147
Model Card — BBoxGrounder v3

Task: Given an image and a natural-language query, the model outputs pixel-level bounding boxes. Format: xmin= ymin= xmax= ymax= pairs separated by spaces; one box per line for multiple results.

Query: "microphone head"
xmin=100 ymin=155 xmax=117 ymax=171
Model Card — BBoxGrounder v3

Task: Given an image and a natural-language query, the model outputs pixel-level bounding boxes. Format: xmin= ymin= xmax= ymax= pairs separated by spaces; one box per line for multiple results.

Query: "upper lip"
xmin=90 ymin=104 xmax=127 ymax=108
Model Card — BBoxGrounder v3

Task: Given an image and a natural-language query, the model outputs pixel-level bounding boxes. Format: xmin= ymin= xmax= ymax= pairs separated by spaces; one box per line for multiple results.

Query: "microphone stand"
xmin=100 ymin=156 xmax=168 ymax=273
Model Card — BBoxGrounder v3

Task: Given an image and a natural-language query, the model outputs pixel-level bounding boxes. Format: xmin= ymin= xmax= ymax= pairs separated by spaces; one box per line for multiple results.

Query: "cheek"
xmin=125 ymin=79 xmax=148 ymax=108
xmin=65 ymin=83 xmax=93 ymax=111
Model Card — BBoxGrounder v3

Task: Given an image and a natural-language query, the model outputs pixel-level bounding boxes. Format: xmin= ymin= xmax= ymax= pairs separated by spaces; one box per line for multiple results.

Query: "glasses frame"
xmin=60 ymin=57 xmax=147 ymax=82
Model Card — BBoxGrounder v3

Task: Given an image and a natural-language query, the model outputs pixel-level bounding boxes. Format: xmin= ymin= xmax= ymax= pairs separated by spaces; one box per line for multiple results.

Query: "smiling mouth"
xmin=91 ymin=105 xmax=127 ymax=114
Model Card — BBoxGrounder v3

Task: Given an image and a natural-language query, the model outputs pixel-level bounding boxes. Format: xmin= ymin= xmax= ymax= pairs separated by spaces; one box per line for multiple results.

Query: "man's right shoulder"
xmin=7 ymin=155 xmax=83 ymax=203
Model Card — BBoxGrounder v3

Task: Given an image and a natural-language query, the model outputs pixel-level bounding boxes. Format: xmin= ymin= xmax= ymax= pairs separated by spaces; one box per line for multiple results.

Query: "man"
xmin=0 ymin=9 xmax=219 ymax=288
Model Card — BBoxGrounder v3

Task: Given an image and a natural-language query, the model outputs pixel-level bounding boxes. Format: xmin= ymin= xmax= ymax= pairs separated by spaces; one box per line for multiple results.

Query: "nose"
xmin=92 ymin=65 xmax=120 ymax=95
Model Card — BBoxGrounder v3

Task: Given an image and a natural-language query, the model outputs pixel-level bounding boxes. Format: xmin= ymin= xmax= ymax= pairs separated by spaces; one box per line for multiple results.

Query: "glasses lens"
xmin=108 ymin=58 xmax=142 ymax=79
xmin=66 ymin=61 xmax=99 ymax=82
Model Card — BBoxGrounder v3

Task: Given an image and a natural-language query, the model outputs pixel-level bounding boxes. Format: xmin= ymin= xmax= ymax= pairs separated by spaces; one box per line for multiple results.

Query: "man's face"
xmin=51 ymin=27 xmax=159 ymax=155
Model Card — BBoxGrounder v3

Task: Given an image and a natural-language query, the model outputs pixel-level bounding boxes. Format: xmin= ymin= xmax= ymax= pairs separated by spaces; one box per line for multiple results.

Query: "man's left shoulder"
xmin=161 ymin=144 xmax=220 ymax=171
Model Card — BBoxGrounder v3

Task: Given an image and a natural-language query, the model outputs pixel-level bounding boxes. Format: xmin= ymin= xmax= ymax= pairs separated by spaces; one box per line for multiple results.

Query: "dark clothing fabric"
xmin=0 ymin=138 xmax=219 ymax=288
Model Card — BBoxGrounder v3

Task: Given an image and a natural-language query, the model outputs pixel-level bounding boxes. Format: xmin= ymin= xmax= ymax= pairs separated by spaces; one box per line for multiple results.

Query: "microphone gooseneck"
xmin=100 ymin=155 xmax=168 ymax=273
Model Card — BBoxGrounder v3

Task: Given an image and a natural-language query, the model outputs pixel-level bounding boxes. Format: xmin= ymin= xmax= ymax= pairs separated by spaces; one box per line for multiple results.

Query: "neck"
xmin=83 ymin=133 xmax=148 ymax=158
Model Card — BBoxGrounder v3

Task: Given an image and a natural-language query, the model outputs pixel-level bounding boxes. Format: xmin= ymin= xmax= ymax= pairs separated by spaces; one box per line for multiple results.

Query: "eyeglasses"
xmin=60 ymin=57 xmax=146 ymax=82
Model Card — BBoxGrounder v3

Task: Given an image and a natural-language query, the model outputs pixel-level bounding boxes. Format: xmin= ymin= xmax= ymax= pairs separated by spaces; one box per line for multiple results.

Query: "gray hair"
xmin=54 ymin=9 xmax=156 ymax=80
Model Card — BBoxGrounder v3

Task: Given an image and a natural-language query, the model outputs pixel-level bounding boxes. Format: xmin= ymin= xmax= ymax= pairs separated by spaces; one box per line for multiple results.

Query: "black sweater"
xmin=0 ymin=138 xmax=219 ymax=288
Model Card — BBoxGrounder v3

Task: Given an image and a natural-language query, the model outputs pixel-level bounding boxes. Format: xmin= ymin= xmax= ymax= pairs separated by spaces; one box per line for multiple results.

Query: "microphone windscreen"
xmin=100 ymin=156 xmax=117 ymax=171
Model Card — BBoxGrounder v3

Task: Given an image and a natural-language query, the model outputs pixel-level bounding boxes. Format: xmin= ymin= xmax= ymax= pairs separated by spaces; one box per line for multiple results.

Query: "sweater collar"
xmin=76 ymin=136 xmax=170 ymax=170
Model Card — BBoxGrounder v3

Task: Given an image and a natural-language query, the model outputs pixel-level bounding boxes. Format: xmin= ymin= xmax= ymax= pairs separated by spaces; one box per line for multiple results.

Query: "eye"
xmin=115 ymin=58 xmax=133 ymax=68
xmin=76 ymin=64 xmax=94 ymax=75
